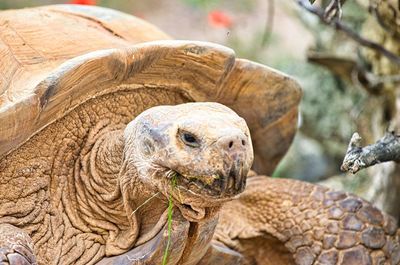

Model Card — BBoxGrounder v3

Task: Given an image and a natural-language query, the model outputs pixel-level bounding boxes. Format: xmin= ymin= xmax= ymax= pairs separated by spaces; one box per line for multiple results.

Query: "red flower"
xmin=208 ymin=10 xmax=233 ymax=28
xmin=68 ymin=0 xmax=96 ymax=5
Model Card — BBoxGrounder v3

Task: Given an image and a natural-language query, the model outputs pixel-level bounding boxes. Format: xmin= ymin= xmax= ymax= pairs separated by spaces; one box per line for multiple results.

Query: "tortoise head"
xmin=123 ymin=102 xmax=253 ymax=220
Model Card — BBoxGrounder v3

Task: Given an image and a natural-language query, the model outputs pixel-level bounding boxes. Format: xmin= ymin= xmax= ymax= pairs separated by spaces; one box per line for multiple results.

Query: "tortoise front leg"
xmin=0 ymin=224 xmax=37 ymax=265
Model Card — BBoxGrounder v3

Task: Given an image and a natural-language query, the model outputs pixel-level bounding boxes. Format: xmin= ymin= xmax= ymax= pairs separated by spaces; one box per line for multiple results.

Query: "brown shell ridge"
xmin=0 ymin=3 xmax=302 ymax=173
xmin=0 ymin=41 xmax=237 ymax=158
xmin=48 ymin=8 xmax=127 ymax=40
xmin=46 ymin=4 xmax=171 ymax=42
xmin=0 ymin=39 xmax=302 ymax=175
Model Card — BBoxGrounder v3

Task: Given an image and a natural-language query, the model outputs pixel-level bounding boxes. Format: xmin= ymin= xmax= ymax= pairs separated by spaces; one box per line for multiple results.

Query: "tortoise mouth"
xmin=155 ymin=167 xmax=246 ymax=221
xmin=174 ymin=171 xmax=225 ymax=197
xmin=169 ymin=170 xmax=243 ymax=221
xmin=171 ymin=170 xmax=245 ymax=199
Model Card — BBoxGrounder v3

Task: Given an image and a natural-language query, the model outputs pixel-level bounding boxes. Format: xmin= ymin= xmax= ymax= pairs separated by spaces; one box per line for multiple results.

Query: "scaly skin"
xmin=0 ymin=90 xmax=253 ymax=265
xmin=1 ymin=88 xmax=400 ymax=265
xmin=0 ymin=88 xmax=190 ymax=264
xmin=215 ymin=175 xmax=400 ymax=265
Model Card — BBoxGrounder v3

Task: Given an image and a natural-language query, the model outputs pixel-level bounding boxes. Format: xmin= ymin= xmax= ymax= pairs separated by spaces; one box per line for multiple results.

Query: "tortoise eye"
xmin=180 ymin=131 xmax=200 ymax=148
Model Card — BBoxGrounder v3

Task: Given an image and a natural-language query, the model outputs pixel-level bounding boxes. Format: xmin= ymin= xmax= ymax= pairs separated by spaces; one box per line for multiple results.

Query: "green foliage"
xmin=180 ymin=0 xmax=254 ymax=12
xmin=271 ymin=58 xmax=369 ymax=181
xmin=0 ymin=2 xmax=11 ymax=9
xmin=279 ymin=59 xmax=366 ymax=155
xmin=227 ymin=30 xmax=279 ymax=62
xmin=341 ymin=1 xmax=367 ymax=31
xmin=181 ymin=0 xmax=221 ymax=9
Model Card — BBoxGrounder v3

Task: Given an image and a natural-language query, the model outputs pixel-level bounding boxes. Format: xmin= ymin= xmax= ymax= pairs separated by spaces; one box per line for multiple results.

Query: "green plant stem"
xmin=162 ymin=175 xmax=177 ymax=265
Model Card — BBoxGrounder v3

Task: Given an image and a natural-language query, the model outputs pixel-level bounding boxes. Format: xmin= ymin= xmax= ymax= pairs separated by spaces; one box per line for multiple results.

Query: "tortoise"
xmin=0 ymin=4 xmax=399 ymax=265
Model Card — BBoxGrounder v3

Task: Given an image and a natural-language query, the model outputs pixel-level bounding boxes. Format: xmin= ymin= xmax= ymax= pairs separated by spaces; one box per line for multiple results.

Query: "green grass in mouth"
xmin=162 ymin=174 xmax=177 ymax=265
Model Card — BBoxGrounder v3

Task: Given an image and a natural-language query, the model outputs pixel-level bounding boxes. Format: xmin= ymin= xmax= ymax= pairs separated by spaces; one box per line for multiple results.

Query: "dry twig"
xmin=341 ymin=132 xmax=400 ymax=173
xmin=324 ymin=0 xmax=346 ymax=21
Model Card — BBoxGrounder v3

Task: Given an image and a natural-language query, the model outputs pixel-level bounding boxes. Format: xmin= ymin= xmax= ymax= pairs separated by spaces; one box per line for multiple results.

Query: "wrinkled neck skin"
xmin=77 ymin=129 xmax=138 ymax=256
xmin=85 ymin=129 xmax=167 ymax=256
xmin=89 ymin=127 xmax=224 ymax=259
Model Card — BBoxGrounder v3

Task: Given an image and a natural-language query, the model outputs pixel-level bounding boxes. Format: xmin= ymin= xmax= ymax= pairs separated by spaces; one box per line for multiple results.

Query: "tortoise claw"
xmin=7 ymin=252 xmax=33 ymax=265
xmin=0 ymin=224 xmax=37 ymax=265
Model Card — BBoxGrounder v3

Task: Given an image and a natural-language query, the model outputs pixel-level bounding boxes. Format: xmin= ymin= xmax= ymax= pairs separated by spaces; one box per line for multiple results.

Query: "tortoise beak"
xmin=221 ymin=160 xmax=248 ymax=196
xmin=215 ymin=132 xmax=251 ymax=196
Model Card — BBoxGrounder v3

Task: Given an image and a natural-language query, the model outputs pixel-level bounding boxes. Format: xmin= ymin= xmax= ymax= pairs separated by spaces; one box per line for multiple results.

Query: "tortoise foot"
xmin=0 ymin=224 xmax=37 ymax=265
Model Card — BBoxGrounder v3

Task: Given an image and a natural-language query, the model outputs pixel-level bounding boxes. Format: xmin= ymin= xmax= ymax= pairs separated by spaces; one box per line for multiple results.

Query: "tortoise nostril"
xmin=217 ymin=134 xmax=248 ymax=154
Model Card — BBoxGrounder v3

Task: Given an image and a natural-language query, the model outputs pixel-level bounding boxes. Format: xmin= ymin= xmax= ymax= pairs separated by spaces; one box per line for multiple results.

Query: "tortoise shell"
xmin=0 ymin=4 xmax=301 ymax=175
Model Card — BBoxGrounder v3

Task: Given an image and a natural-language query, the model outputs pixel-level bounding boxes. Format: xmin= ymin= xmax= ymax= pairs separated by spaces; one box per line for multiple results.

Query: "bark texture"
xmin=341 ymin=132 xmax=400 ymax=174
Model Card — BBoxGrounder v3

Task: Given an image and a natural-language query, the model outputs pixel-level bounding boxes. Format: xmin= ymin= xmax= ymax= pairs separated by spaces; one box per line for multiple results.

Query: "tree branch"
xmin=341 ymin=132 xmax=400 ymax=174
xmin=324 ymin=0 xmax=346 ymax=21
xmin=296 ymin=0 xmax=400 ymax=65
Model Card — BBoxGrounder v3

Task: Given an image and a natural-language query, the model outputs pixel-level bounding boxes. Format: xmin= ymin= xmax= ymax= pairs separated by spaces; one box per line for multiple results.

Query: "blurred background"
xmin=1 ymin=0 xmax=400 ymax=221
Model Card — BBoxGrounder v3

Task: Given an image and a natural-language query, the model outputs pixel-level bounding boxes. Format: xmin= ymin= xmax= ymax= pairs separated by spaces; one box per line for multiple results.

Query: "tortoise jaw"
xmin=169 ymin=170 xmax=246 ymax=199
xmin=154 ymin=168 xmax=246 ymax=221
xmin=174 ymin=200 xmax=206 ymax=221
